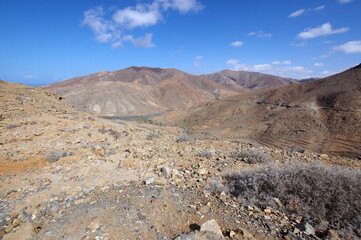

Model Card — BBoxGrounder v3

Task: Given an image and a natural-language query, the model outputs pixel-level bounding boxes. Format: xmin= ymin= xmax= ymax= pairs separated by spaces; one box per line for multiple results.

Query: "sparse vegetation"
xmin=288 ymin=145 xmax=306 ymax=153
xmin=230 ymin=148 xmax=270 ymax=164
xmin=221 ymin=160 xmax=361 ymax=238
xmin=4 ymin=123 xmax=20 ymax=129
xmin=176 ymin=135 xmax=194 ymax=143
xmin=146 ymin=132 xmax=161 ymax=140
xmin=196 ymin=150 xmax=214 ymax=158
xmin=98 ymin=127 xmax=121 ymax=140
xmin=45 ymin=150 xmax=74 ymax=163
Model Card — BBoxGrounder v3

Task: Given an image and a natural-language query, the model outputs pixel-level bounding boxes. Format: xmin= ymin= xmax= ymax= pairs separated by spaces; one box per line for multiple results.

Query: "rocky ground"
xmin=1 ymin=81 xmax=360 ymax=239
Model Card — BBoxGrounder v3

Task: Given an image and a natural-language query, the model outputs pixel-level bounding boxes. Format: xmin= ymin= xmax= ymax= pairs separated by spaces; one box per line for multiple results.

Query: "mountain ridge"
xmin=40 ymin=67 xmax=242 ymax=117
xmin=160 ymin=64 xmax=361 ymax=157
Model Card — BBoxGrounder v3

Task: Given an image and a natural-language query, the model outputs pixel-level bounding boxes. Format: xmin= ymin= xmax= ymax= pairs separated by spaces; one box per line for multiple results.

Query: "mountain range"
xmin=161 ymin=64 xmax=361 ymax=157
xmin=40 ymin=67 xmax=295 ymax=117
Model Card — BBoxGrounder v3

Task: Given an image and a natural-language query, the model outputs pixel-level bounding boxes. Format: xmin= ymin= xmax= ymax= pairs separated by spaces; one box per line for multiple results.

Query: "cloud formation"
xmin=339 ymin=0 xmax=352 ymax=3
xmin=297 ymin=23 xmax=349 ymax=39
xmin=314 ymin=63 xmax=325 ymax=67
xmin=333 ymin=41 xmax=361 ymax=53
xmin=289 ymin=9 xmax=306 ymax=17
xmin=314 ymin=5 xmax=326 ymax=11
xmin=272 ymin=60 xmax=292 ymax=65
xmin=82 ymin=0 xmax=203 ymax=48
xmin=226 ymin=59 xmax=313 ymax=79
xmin=247 ymin=31 xmax=272 ymax=38
xmin=194 ymin=56 xmax=203 ymax=67
xmin=230 ymin=41 xmax=244 ymax=47
xmin=288 ymin=6 xmax=325 ymax=18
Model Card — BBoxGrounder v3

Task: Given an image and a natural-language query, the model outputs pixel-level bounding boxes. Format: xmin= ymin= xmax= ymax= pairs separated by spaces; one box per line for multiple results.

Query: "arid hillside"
xmin=1 ymin=80 xmax=361 ymax=239
xmin=202 ymin=69 xmax=296 ymax=90
xmin=41 ymin=67 xmax=242 ymax=117
xmin=163 ymin=64 xmax=361 ymax=157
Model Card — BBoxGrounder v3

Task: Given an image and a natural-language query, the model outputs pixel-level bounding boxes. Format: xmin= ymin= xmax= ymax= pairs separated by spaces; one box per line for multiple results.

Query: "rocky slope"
xmin=161 ymin=64 xmax=361 ymax=157
xmin=202 ymin=70 xmax=296 ymax=90
xmin=1 ymin=80 xmax=360 ymax=240
xmin=40 ymin=67 xmax=241 ymax=117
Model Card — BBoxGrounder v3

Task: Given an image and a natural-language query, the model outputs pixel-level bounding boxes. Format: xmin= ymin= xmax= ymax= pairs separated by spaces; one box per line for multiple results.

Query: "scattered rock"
xmin=200 ymin=219 xmax=224 ymax=239
xmin=2 ymin=222 xmax=35 ymax=240
xmin=92 ymin=145 xmax=105 ymax=156
xmin=145 ymin=178 xmax=155 ymax=185
xmin=295 ymin=221 xmax=315 ymax=236
xmin=86 ymin=220 xmax=100 ymax=231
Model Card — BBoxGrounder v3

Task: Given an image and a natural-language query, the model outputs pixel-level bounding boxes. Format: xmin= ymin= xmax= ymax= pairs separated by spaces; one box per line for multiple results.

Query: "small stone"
xmin=92 ymin=145 xmax=105 ymax=156
xmin=200 ymin=219 xmax=224 ymax=238
xmin=240 ymin=228 xmax=256 ymax=240
xmin=153 ymin=177 xmax=167 ymax=185
xmin=295 ymin=221 xmax=315 ymax=236
xmin=161 ymin=166 xmax=171 ymax=178
xmin=284 ymin=232 xmax=298 ymax=240
xmin=145 ymin=178 xmax=154 ymax=185
xmin=264 ymin=207 xmax=272 ymax=214
xmin=3 ymin=222 xmax=35 ymax=240
xmin=4 ymin=224 xmax=15 ymax=233
xmin=86 ymin=220 xmax=100 ymax=231
xmin=197 ymin=168 xmax=208 ymax=175
xmin=328 ymin=229 xmax=342 ymax=240
xmin=273 ymin=198 xmax=283 ymax=207
xmin=247 ymin=206 xmax=254 ymax=211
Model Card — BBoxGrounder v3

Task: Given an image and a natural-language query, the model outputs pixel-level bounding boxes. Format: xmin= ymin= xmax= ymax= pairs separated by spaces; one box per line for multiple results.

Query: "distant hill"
xmin=162 ymin=64 xmax=361 ymax=157
xmin=41 ymin=67 xmax=241 ymax=117
xmin=202 ymin=69 xmax=296 ymax=90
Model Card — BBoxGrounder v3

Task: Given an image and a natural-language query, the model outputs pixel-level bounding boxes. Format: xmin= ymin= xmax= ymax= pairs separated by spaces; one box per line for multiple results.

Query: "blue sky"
xmin=1 ymin=0 xmax=360 ymax=85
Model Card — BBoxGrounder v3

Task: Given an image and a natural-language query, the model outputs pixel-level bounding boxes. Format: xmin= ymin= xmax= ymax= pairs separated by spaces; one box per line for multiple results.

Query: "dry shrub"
xmin=222 ymin=161 xmax=361 ymax=238
xmin=230 ymin=148 xmax=270 ymax=164
xmin=45 ymin=150 xmax=74 ymax=163
xmin=196 ymin=150 xmax=214 ymax=158
xmin=176 ymin=135 xmax=194 ymax=143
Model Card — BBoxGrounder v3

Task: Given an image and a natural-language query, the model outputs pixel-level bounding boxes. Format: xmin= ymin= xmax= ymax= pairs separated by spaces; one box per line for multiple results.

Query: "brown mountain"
xmin=41 ymin=67 xmax=241 ymax=117
xmin=202 ymin=69 xmax=296 ymax=90
xmin=163 ymin=64 xmax=361 ymax=157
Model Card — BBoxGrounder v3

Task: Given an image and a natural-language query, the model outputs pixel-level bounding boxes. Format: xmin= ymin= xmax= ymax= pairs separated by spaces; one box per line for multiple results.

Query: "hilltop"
xmin=161 ymin=64 xmax=361 ymax=157
xmin=40 ymin=67 xmax=241 ymax=117
xmin=202 ymin=70 xmax=296 ymax=90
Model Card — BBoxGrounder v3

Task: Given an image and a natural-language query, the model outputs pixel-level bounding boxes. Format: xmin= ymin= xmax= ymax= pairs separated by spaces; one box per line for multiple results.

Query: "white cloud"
xmin=314 ymin=63 xmax=325 ymax=67
xmin=230 ymin=41 xmax=244 ymax=47
xmin=123 ymin=33 xmax=155 ymax=48
xmin=24 ymin=75 xmax=36 ymax=79
xmin=113 ymin=8 xmax=161 ymax=29
xmin=82 ymin=7 xmax=118 ymax=43
xmin=333 ymin=40 xmax=361 ymax=53
xmin=226 ymin=59 xmax=313 ymax=79
xmin=164 ymin=0 xmax=204 ymax=13
xmin=339 ymin=0 xmax=352 ymax=3
xmin=247 ymin=31 xmax=272 ymax=38
xmin=272 ymin=60 xmax=292 ymax=65
xmin=297 ymin=22 xmax=349 ymax=39
xmin=83 ymin=0 xmax=202 ymax=48
xmin=254 ymin=64 xmax=272 ymax=71
xmin=313 ymin=5 xmax=326 ymax=11
xmin=194 ymin=56 xmax=203 ymax=67
xmin=226 ymin=59 xmax=240 ymax=65
xmin=289 ymin=6 xmax=325 ymax=18
xmin=289 ymin=9 xmax=306 ymax=17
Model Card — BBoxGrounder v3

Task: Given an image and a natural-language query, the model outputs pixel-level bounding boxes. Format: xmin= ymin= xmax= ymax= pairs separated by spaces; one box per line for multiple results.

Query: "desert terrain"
xmin=1 ymin=65 xmax=361 ymax=240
